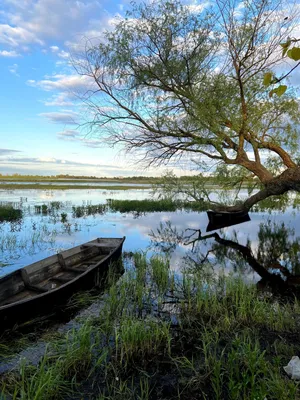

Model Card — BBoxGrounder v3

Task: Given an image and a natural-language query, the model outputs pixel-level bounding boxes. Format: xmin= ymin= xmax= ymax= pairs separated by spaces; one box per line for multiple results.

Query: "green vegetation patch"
xmin=2 ymin=255 xmax=300 ymax=399
xmin=72 ymin=204 xmax=107 ymax=218
xmin=0 ymin=205 xmax=22 ymax=222
xmin=107 ymin=198 xmax=208 ymax=213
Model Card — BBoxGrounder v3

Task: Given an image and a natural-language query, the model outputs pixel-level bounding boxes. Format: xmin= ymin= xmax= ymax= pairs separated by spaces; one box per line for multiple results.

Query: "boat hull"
xmin=0 ymin=237 xmax=125 ymax=331
xmin=206 ymin=210 xmax=250 ymax=231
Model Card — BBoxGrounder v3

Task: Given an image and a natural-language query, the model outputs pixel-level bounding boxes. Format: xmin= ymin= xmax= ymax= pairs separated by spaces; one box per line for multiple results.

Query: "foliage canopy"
xmin=74 ymin=0 xmax=300 ymax=210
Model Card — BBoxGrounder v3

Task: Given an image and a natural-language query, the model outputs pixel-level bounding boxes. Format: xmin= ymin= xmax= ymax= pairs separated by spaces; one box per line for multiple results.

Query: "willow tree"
xmin=74 ymin=0 xmax=300 ymax=211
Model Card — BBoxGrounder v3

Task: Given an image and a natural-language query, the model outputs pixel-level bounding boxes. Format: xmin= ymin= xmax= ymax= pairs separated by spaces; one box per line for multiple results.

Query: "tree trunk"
xmin=214 ymin=166 xmax=300 ymax=212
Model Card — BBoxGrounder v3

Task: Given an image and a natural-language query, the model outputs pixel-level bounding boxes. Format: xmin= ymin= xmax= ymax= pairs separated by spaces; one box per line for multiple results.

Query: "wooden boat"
xmin=206 ymin=210 xmax=250 ymax=232
xmin=0 ymin=237 xmax=125 ymax=331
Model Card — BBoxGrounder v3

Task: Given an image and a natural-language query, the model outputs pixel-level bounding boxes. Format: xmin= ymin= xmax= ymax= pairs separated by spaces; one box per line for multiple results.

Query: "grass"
xmin=0 ymin=224 xmax=58 ymax=253
xmin=1 ymin=254 xmax=300 ymax=399
xmin=72 ymin=204 xmax=107 ymax=218
xmin=115 ymin=317 xmax=171 ymax=367
xmin=107 ymin=198 xmax=208 ymax=213
xmin=0 ymin=205 xmax=22 ymax=222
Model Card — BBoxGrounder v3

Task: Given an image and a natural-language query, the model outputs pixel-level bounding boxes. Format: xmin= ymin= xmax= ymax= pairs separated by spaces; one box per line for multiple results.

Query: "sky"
xmin=0 ymin=0 xmax=299 ymax=177
xmin=0 ymin=0 xmax=197 ymax=177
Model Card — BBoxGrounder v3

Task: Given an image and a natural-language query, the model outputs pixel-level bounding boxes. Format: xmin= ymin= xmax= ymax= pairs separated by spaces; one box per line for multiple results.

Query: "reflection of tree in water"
xmin=257 ymin=220 xmax=300 ymax=276
xmin=149 ymin=219 xmax=300 ymax=295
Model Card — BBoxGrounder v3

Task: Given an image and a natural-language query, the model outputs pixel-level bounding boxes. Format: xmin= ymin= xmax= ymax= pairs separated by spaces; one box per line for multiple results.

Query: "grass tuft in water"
xmin=107 ymin=198 xmax=208 ymax=214
xmin=0 ymin=205 xmax=22 ymax=223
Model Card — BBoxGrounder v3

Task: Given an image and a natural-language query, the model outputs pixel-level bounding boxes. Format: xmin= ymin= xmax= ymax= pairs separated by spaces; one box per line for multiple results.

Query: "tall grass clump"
xmin=107 ymin=198 xmax=178 ymax=213
xmin=72 ymin=204 xmax=106 ymax=218
xmin=115 ymin=317 xmax=171 ymax=367
xmin=0 ymin=205 xmax=22 ymax=222
xmin=107 ymin=198 xmax=208 ymax=213
xmin=1 ymin=352 xmax=71 ymax=400
xmin=150 ymin=256 xmax=170 ymax=295
xmin=54 ymin=322 xmax=97 ymax=379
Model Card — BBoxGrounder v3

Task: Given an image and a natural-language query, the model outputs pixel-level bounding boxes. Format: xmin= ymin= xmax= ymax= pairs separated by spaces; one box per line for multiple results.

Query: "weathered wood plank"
xmin=0 ymin=272 xmax=25 ymax=303
xmin=65 ymin=266 xmax=86 ymax=273
xmin=51 ymin=276 xmax=72 ymax=284
xmin=81 ymin=243 xmax=114 ymax=249
xmin=57 ymin=253 xmax=67 ymax=269
xmin=26 ymin=285 xmax=48 ymax=293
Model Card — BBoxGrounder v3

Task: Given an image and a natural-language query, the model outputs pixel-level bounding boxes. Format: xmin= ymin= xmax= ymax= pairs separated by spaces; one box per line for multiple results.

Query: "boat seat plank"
xmin=51 ymin=276 xmax=73 ymax=284
xmin=81 ymin=243 xmax=113 ymax=249
xmin=26 ymin=284 xmax=48 ymax=293
xmin=65 ymin=266 xmax=86 ymax=274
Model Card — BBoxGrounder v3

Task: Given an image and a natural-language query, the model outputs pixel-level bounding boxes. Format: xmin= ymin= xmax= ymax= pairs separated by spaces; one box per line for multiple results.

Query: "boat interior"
xmin=0 ymin=239 xmax=117 ymax=307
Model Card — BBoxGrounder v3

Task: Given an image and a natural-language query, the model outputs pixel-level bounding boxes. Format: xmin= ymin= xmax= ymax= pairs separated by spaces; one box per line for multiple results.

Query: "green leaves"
xmin=263 ymin=72 xmax=273 ymax=87
xmin=280 ymin=38 xmax=300 ymax=59
xmin=266 ymin=40 xmax=300 ymax=97
xmin=287 ymin=47 xmax=300 ymax=61
xmin=269 ymin=85 xmax=287 ymax=98
xmin=280 ymin=40 xmax=291 ymax=57
xmin=263 ymin=73 xmax=287 ymax=98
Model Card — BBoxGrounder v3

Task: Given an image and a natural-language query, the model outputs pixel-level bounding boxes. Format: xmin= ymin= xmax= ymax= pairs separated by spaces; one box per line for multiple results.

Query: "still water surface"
xmin=0 ymin=181 xmax=150 ymax=187
xmin=0 ymin=187 xmax=299 ymax=285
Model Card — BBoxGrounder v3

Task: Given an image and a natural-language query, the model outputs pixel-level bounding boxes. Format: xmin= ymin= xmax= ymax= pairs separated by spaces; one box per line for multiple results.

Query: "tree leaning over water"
xmin=74 ymin=0 xmax=300 ymax=211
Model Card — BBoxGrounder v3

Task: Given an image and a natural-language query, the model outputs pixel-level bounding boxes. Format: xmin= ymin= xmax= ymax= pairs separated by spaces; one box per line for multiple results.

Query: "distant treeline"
xmin=0 ymin=173 xmax=200 ymax=182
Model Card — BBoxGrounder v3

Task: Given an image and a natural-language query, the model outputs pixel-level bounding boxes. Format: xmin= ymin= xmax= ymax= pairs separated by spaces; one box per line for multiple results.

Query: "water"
xmin=0 ymin=187 xmax=299 ymax=285
xmin=0 ymin=186 xmax=299 ymax=374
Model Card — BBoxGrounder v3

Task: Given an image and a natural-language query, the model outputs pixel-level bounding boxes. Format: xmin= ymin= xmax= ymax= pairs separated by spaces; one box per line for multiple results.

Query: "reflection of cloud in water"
xmin=0 ymin=188 xmax=300 ymax=283
xmin=0 ymin=188 xmax=153 ymax=206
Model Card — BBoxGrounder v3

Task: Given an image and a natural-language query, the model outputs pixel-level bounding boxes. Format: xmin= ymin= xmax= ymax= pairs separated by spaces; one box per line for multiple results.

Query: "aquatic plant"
xmin=107 ymin=198 xmax=207 ymax=214
xmin=0 ymin=205 xmax=22 ymax=223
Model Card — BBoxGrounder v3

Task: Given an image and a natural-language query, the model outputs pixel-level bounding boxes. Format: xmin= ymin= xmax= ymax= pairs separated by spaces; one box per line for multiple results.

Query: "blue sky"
xmin=0 ymin=0 xmax=194 ymax=177
xmin=0 ymin=0 xmax=299 ymax=177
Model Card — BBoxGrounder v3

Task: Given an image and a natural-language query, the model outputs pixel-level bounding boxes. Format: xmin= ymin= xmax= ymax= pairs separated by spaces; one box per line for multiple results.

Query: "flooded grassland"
xmin=0 ymin=186 xmax=300 ymax=399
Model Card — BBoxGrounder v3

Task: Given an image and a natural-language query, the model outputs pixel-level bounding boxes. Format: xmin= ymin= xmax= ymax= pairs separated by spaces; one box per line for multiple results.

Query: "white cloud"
xmin=43 ymin=92 xmax=75 ymax=107
xmin=39 ymin=110 xmax=79 ymax=125
xmin=185 ymin=2 xmax=211 ymax=14
xmin=57 ymin=50 xmax=69 ymax=59
xmin=9 ymin=63 xmax=19 ymax=76
xmin=57 ymin=129 xmax=80 ymax=138
xmin=50 ymin=45 xmax=59 ymax=52
xmin=0 ymin=0 xmax=114 ymax=53
xmin=0 ymin=24 xmax=44 ymax=47
xmin=0 ymin=49 xmax=20 ymax=57
xmin=0 ymin=154 xmax=125 ymax=171
xmin=38 ymin=156 xmax=57 ymax=162
xmin=27 ymin=73 xmax=93 ymax=92
xmin=27 ymin=73 xmax=96 ymax=108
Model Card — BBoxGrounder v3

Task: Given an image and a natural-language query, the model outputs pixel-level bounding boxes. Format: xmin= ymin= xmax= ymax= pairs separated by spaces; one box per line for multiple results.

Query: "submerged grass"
xmin=0 ymin=205 xmax=22 ymax=222
xmin=72 ymin=204 xmax=107 ymax=218
xmin=107 ymin=198 xmax=208 ymax=213
xmin=1 ymin=254 xmax=300 ymax=399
